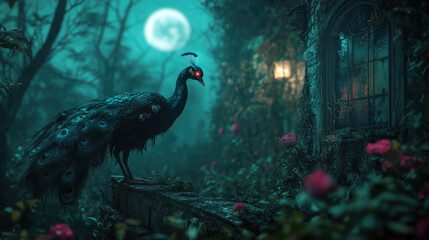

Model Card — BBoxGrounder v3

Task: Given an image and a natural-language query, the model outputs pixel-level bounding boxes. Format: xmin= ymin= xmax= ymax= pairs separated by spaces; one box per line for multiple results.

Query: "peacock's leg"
xmin=121 ymin=151 xmax=155 ymax=185
xmin=122 ymin=151 xmax=134 ymax=180
xmin=113 ymin=150 xmax=130 ymax=179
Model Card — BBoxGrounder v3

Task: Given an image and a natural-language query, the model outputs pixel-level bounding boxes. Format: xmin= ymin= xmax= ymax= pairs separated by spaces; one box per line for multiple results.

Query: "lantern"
xmin=274 ymin=60 xmax=292 ymax=79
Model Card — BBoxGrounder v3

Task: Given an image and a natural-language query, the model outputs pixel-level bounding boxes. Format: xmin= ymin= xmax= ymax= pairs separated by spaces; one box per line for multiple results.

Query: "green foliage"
xmin=1 ymin=170 xmax=111 ymax=239
xmin=259 ymin=141 xmax=429 ymax=239
xmin=0 ymin=24 xmax=29 ymax=56
xmin=199 ymin=153 xmax=273 ymax=202
xmin=379 ymin=0 xmax=429 ymax=141
xmin=91 ymin=214 xmax=113 ymax=240
xmin=0 ymin=78 xmax=22 ymax=95
xmin=0 ymin=24 xmax=28 ymax=95
xmin=296 ymin=78 xmax=316 ymax=152
xmin=91 ymin=211 xmax=153 ymax=240
xmin=271 ymin=146 xmax=316 ymax=198
xmin=194 ymin=0 xmax=306 ymax=204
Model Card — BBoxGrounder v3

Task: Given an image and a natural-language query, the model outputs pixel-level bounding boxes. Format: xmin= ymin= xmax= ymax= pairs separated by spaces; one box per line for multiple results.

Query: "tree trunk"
xmin=3 ymin=0 xmax=67 ymax=130
xmin=0 ymin=0 xmax=67 ymax=196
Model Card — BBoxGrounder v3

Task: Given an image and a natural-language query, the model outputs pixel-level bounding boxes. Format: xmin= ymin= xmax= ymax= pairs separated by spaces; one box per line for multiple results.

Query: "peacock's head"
xmin=186 ymin=65 xmax=204 ymax=86
xmin=182 ymin=52 xmax=204 ymax=87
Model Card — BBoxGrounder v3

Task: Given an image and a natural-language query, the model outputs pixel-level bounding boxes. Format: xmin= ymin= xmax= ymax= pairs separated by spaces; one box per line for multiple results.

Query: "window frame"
xmin=321 ymin=0 xmax=404 ymax=136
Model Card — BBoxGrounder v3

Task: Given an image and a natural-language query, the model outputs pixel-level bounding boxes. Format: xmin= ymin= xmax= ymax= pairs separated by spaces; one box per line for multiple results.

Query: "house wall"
xmin=304 ymin=0 xmax=326 ymax=153
xmin=297 ymin=0 xmax=429 ymax=185
xmin=301 ymin=0 xmax=396 ymax=184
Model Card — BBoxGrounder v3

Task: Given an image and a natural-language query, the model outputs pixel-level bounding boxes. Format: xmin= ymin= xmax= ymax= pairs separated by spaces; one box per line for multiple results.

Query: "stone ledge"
xmin=110 ymin=176 xmax=261 ymax=239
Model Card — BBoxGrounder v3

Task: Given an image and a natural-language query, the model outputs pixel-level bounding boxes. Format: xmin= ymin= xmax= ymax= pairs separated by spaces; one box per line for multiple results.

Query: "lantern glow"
xmin=274 ymin=60 xmax=292 ymax=79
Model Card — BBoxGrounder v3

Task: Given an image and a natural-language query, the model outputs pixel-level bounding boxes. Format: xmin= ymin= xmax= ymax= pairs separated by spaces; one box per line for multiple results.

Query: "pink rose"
xmin=231 ymin=123 xmax=239 ymax=135
xmin=365 ymin=139 xmax=392 ymax=155
xmin=279 ymin=132 xmax=297 ymax=148
xmin=45 ymin=224 xmax=74 ymax=240
xmin=234 ymin=202 xmax=245 ymax=212
xmin=398 ymin=150 xmax=423 ymax=167
xmin=381 ymin=161 xmax=392 ymax=170
xmin=304 ymin=169 xmax=334 ymax=198
xmin=210 ymin=161 xmax=217 ymax=170
xmin=218 ymin=127 xmax=224 ymax=135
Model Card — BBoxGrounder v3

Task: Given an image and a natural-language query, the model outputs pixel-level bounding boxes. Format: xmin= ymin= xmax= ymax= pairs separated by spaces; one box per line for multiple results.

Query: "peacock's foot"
xmin=123 ymin=178 xmax=156 ymax=185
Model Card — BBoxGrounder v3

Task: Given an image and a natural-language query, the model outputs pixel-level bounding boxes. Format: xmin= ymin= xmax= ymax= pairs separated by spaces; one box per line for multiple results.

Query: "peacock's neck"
xmin=166 ymin=70 xmax=188 ymax=124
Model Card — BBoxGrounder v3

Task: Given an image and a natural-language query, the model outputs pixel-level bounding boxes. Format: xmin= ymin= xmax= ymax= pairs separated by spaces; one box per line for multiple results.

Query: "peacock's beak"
xmin=198 ymin=78 xmax=205 ymax=87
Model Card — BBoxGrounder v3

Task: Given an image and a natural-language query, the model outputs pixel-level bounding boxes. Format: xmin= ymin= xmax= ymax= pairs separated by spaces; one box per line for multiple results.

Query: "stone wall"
xmin=109 ymin=176 xmax=261 ymax=239
xmin=304 ymin=0 xmax=328 ymax=152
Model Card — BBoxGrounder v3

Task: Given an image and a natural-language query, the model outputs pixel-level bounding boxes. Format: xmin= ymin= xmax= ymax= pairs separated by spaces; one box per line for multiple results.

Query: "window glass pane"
xmin=328 ymin=4 xmax=390 ymax=132
xmin=334 ymin=100 xmax=350 ymax=129
xmin=336 ymin=33 xmax=349 ymax=70
xmin=374 ymin=59 xmax=389 ymax=95
xmin=351 ymin=99 xmax=369 ymax=127
xmin=351 ymin=63 xmax=369 ymax=99
xmin=368 ymin=60 xmax=374 ymax=95
xmin=352 ymin=34 xmax=369 ymax=65
xmin=375 ymin=26 xmax=389 ymax=59
xmin=374 ymin=96 xmax=389 ymax=125
xmin=335 ymin=68 xmax=348 ymax=100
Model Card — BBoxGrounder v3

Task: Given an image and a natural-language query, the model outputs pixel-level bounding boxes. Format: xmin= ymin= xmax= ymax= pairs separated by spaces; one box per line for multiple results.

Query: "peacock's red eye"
xmin=195 ymin=71 xmax=200 ymax=77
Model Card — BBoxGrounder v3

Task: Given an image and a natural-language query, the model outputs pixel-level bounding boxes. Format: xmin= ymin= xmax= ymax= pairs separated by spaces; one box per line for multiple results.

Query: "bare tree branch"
xmin=66 ymin=0 xmax=85 ymax=13
xmin=101 ymin=0 xmax=136 ymax=96
xmin=94 ymin=0 xmax=109 ymax=63
xmin=156 ymin=51 xmax=176 ymax=92
xmin=49 ymin=66 xmax=100 ymax=91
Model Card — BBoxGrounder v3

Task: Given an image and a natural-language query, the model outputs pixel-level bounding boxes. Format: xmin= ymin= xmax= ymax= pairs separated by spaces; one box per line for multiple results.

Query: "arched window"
xmin=323 ymin=1 xmax=394 ymax=133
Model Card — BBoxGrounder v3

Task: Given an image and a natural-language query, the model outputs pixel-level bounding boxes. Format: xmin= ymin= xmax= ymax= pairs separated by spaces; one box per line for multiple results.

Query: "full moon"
xmin=144 ymin=8 xmax=191 ymax=52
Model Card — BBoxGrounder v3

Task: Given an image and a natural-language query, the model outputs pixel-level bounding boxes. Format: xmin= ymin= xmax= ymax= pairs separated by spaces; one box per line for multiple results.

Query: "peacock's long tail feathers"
xmin=21 ymin=92 xmax=168 ymax=204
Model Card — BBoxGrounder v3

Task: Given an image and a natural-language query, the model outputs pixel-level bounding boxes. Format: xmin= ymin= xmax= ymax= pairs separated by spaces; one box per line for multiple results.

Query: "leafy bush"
xmin=260 ymin=140 xmax=429 ymax=240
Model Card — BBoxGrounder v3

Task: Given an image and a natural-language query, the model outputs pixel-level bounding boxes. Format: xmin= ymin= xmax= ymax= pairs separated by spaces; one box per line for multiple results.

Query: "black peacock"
xmin=21 ymin=52 xmax=204 ymax=204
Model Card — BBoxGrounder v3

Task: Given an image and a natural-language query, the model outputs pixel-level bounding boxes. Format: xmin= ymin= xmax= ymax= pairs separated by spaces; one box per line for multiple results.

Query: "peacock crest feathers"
xmin=181 ymin=52 xmax=198 ymax=65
